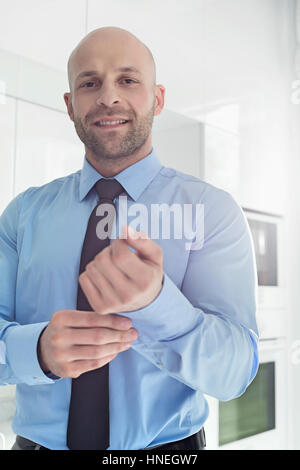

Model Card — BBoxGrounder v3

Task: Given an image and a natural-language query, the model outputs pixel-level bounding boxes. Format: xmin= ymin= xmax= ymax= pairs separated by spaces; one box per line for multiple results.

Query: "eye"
xmin=82 ymin=81 xmax=96 ymax=88
xmin=121 ymin=78 xmax=136 ymax=84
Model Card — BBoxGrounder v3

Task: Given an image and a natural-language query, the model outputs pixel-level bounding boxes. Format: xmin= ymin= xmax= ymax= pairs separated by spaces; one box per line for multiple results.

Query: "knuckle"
xmin=84 ymin=313 xmax=95 ymax=327
xmin=96 ymin=252 xmax=108 ymax=266
xmin=139 ymin=277 xmax=151 ymax=291
xmin=50 ymin=332 xmax=62 ymax=346
xmin=93 ymin=329 xmax=104 ymax=344
xmin=88 ymin=298 xmax=101 ymax=313
xmin=89 ymin=359 xmax=102 ymax=370
xmin=121 ymin=291 xmax=134 ymax=304
xmin=95 ymin=251 xmax=103 ymax=260
xmin=112 ymin=249 xmax=127 ymax=266
xmin=70 ymin=364 xmax=85 ymax=378
xmin=121 ymin=332 xmax=128 ymax=342
xmin=52 ymin=348 xmax=63 ymax=362
xmin=60 ymin=364 xmax=71 ymax=377
xmin=51 ymin=310 xmax=62 ymax=325
xmin=95 ymin=251 xmax=107 ymax=265
xmin=121 ymin=330 xmax=133 ymax=342
xmin=85 ymin=262 xmax=94 ymax=272
xmin=71 ymin=371 xmax=81 ymax=379
xmin=119 ymin=338 xmax=132 ymax=350
xmin=110 ymin=315 xmax=125 ymax=331
xmin=93 ymin=301 xmax=102 ymax=313
xmin=107 ymin=298 xmax=119 ymax=312
xmin=69 ymin=364 xmax=83 ymax=379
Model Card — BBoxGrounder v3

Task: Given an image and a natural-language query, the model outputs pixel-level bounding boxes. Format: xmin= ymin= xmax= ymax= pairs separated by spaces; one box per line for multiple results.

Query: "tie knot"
xmin=94 ymin=178 xmax=124 ymax=201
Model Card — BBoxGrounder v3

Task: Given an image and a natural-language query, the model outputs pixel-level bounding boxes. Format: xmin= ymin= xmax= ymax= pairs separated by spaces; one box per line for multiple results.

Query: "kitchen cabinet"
xmin=152 ymin=109 xmax=201 ymax=177
xmin=0 ymin=96 xmax=15 ymax=214
xmin=0 ymin=385 xmax=15 ymax=450
xmin=14 ymin=100 xmax=84 ymax=195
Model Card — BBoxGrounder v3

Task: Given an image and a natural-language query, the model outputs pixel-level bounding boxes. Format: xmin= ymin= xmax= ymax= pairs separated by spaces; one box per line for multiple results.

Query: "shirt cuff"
xmin=121 ymin=273 xmax=200 ymax=344
xmin=4 ymin=322 xmax=58 ymax=385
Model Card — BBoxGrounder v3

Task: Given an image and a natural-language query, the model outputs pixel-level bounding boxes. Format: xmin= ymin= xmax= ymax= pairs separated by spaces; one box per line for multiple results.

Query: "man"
xmin=0 ymin=26 xmax=259 ymax=450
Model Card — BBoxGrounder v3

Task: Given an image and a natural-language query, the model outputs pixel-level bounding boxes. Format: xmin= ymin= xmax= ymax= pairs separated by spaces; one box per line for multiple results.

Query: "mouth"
xmin=93 ymin=119 xmax=130 ymax=130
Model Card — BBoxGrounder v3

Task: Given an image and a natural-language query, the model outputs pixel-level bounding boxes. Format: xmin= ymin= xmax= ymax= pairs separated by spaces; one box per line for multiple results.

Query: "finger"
xmin=69 ymin=354 xmax=118 ymax=378
xmin=92 ymin=249 xmax=141 ymax=301
xmin=79 ymin=272 xmax=108 ymax=314
xmin=65 ymin=326 xmax=138 ymax=346
xmin=110 ymin=236 xmax=148 ymax=282
xmin=66 ymin=341 xmax=133 ymax=361
xmin=122 ymin=225 xmax=149 ymax=241
xmin=122 ymin=225 xmax=163 ymax=266
xmin=85 ymin=258 xmax=130 ymax=308
xmin=94 ymin=247 xmax=131 ymax=282
xmin=53 ymin=310 xmax=132 ymax=330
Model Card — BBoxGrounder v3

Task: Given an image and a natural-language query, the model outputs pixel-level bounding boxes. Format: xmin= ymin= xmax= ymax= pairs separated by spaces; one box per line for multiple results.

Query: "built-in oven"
xmin=242 ymin=209 xmax=286 ymax=339
xmin=204 ymin=338 xmax=288 ymax=449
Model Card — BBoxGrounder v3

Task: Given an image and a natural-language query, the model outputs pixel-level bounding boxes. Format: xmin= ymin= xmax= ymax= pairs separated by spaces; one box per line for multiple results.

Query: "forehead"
xmin=71 ymin=35 xmax=151 ymax=82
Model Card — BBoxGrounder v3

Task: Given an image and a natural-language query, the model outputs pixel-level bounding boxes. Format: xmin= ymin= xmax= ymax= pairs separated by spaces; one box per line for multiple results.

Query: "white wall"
xmin=0 ymin=0 xmax=87 ymax=70
xmin=287 ymin=98 xmax=300 ymax=450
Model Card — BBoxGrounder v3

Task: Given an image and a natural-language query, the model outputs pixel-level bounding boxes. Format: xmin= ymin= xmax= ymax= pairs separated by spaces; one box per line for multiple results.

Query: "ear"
xmin=63 ymin=92 xmax=74 ymax=121
xmin=154 ymin=85 xmax=166 ymax=116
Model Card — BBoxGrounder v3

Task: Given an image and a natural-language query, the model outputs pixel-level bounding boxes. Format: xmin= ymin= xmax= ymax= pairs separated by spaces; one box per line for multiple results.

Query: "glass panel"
xmin=0 ymin=48 xmax=66 ymax=112
xmin=219 ymin=362 xmax=275 ymax=446
xmin=247 ymin=219 xmax=278 ymax=286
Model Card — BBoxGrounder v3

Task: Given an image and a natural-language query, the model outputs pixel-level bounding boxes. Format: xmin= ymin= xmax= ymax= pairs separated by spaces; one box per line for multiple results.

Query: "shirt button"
xmin=156 ymin=361 xmax=163 ymax=368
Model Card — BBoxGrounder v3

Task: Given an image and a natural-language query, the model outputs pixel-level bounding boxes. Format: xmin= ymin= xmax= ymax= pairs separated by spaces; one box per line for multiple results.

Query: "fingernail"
xmin=123 ymin=342 xmax=132 ymax=349
xmin=130 ymin=328 xmax=138 ymax=337
xmin=127 ymin=225 xmax=137 ymax=238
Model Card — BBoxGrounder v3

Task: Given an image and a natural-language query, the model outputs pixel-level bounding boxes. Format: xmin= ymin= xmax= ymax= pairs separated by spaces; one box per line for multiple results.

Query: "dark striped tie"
xmin=67 ymin=178 xmax=124 ymax=450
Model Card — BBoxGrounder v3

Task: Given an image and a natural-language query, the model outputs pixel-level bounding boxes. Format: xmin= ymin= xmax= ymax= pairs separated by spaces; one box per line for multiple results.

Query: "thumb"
xmin=121 ymin=225 xmax=162 ymax=265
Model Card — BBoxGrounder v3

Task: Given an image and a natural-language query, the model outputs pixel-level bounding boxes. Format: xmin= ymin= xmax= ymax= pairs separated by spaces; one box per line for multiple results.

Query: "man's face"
xmin=64 ymin=34 xmax=163 ymax=161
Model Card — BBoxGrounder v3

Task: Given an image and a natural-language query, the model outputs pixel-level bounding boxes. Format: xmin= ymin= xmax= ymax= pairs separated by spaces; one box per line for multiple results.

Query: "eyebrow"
xmin=75 ymin=67 xmax=142 ymax=82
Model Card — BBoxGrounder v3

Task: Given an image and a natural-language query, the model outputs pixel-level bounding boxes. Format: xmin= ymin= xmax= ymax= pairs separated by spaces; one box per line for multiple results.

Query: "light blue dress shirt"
xmin=0 ymin=147 xmax=259 ymax=450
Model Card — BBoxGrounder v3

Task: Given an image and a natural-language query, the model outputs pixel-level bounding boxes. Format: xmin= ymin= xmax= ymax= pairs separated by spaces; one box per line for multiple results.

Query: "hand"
xmin=78 ymin=226 xmax=164 ymax=315
xmin=37 ymin=309 xmax=138 ymax=378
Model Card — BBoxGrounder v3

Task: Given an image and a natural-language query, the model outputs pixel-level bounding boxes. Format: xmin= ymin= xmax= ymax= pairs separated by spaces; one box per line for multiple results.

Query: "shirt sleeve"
xmin=122 ymin=190 xmax=259 ymax=401
xmin=0 ymin=193 xmax=57 ymax=386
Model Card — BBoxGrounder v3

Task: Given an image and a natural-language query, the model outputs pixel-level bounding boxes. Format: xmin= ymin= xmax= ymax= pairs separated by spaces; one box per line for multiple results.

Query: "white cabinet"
xmin=14 ymin=101 xmax=85 ymax=195
xmin=153 ymin=125 xmax=201 ymax=177
xmin=238 ymin=96 xmax=287 ymax=215
xmin=199 ymin=122 xmax=240 ymax=202
xmin=0 ymin=385 xmax=16 ymax=450
xmin=152 ymin=109 xmax=200 ymax=176
xmin=0 ymin=96 xmax=15 ymax=214
xmin=198 ymin=116 xmax=286 ymax=215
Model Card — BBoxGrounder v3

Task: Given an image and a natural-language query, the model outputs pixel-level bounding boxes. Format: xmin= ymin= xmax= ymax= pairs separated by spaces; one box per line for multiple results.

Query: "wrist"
xmin=37 ymin=327 xmax=50 ymax=374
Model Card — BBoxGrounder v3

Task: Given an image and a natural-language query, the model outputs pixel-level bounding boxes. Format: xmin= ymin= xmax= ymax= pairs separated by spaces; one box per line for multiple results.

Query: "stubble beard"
xmin=73 ymin=97 xmax=156 ymax=161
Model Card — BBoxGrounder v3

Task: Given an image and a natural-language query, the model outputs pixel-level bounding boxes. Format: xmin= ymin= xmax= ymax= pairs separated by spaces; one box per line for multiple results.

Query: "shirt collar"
xmin=79 ymin=147 xmax=162 ymax=202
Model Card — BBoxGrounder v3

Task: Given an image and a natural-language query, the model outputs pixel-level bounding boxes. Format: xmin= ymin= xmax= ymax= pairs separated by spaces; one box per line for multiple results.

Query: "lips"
xmin=93 ymin=119 xmax=130 ymax=130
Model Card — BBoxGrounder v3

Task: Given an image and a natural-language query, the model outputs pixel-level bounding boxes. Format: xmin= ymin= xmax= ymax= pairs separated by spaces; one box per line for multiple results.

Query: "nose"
xmin=95 ymin=81 xmax=120 ymax=107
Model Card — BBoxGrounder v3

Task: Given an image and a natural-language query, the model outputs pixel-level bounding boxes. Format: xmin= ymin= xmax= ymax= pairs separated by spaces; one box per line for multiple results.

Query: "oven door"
xmin=204 ymin=338 xmax=288 ymax=449
xmin=242 ymin=210 xmax=285 ymax=312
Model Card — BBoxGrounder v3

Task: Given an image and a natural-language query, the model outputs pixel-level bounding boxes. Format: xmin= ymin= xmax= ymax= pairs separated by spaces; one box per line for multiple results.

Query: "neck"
xmin=85 ymin=142 xmax=153 ymax=177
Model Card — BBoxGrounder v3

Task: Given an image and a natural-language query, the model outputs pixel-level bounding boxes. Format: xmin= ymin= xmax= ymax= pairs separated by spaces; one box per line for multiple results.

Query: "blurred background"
xmin=0 ymin=0 xmax=299 ymax=450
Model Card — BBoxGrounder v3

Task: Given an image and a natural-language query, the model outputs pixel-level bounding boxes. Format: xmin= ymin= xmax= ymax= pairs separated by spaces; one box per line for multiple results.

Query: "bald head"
xmin=67 ymin=26 xmax=156 ymax=94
